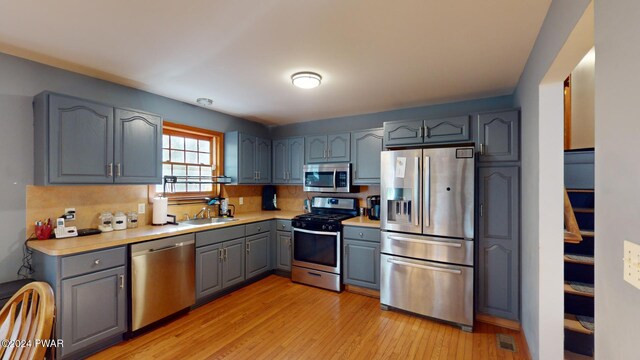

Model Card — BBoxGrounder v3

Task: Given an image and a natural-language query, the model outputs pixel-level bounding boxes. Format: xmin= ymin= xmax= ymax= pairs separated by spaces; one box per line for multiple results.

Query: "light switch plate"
xmin=138 ymin=203 xmax=146 ymax=214
xmin=239 ymin=197 xmax=244 ymax=205
xmin=623 ymin=240 xmax=640 ymax=289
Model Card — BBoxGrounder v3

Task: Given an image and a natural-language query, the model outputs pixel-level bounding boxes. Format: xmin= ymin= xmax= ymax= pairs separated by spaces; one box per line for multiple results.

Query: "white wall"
xmin=512 ymin=1 xmax=591 ymax=358
xmin=570 ymin=48 xmax=595 ymax=149
xmin=594 ymin=1 xmax=640 ymax=358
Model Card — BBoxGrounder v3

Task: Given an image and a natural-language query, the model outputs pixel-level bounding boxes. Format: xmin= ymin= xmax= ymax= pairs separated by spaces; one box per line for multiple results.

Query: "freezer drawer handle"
xmin=387 ymin=236 xmax=462 ymax=248
xmin=386 ymin=258 xmax=462 ymax=274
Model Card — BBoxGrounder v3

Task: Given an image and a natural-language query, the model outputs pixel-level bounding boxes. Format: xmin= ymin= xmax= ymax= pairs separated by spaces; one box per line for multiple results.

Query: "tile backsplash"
xmin=25 ymin=184 xmax=380 ymax=236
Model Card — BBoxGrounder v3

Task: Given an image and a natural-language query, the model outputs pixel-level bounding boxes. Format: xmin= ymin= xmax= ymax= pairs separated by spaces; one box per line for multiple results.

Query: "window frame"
xmin=156 ymin=121 xmax=224 ymax=200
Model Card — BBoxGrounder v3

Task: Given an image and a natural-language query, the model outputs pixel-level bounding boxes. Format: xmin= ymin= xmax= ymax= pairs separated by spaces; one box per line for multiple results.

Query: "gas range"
xmin=290 ymin=196 xmax=359 ymax=292
xmin=291 ymin=213 xmax=355 ymax=232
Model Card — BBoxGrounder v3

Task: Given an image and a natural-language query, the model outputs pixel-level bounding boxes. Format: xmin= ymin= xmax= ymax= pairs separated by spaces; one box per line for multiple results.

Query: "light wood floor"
xmin=91 ymin=275 xmax=529 ymax=360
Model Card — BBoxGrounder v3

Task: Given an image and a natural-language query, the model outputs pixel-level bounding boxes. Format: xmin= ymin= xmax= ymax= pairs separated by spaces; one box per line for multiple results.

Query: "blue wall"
xmin=270 ymin=95 xmax=514 ymax=138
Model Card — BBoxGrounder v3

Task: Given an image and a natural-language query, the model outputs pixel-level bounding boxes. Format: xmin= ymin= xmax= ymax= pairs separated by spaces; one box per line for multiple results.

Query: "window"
xmin=156 ymin=121 xmax=223 ymax=197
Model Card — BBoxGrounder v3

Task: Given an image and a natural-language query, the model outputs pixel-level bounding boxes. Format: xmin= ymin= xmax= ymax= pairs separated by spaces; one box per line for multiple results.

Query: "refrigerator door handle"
xmin=424 ymin=155 xmax=431 ymax=228
xmin=387 ymin=235 xmax=463 ymax=248
xmin=386 ymin=258 xmax=462 ymax=274
xmin=414 ymin=156 xmax=420 ymax=226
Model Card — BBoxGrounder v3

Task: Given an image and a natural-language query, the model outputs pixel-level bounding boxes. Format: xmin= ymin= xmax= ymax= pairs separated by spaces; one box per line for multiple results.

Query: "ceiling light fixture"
xmin=196 ymin=98 xmax=213 ymax=106
xmin=291 ymin=71 xmax=322 ymax=89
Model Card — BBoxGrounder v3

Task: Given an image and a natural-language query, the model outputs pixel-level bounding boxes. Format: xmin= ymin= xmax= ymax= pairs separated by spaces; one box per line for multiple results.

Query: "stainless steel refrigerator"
xmin=380 ymin=146 xmax=475 ymax=331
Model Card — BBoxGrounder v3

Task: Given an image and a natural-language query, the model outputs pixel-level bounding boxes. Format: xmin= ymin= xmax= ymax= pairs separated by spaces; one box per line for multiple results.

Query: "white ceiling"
xmin=0 ymin=0 xmax=551 ymax=125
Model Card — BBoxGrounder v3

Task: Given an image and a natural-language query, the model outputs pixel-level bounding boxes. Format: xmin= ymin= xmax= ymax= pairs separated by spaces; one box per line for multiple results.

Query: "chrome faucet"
xmin=194 ymin=207 xmax=207 ymax=219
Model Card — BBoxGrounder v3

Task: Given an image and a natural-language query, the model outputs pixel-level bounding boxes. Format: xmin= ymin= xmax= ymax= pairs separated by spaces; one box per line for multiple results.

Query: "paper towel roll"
xmin=152 ymin=196 xmax=168 ymax=225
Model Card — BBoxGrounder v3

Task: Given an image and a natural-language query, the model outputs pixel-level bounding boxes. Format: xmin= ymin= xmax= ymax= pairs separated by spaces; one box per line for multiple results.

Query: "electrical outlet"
xmin=138 ymin=203 xmax=146 ymax=214
xmin=623 ymin=240 xmax=640 ymax=289
xmin=64 ymin=208 xmax=76 ymax=221
xmin=239 ymin=197 xmax=244 ymax=205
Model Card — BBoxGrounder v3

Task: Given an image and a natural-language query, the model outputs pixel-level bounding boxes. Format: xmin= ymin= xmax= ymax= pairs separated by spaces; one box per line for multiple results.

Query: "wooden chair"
xmin=0 ymin=282 xmax=55 ymax=360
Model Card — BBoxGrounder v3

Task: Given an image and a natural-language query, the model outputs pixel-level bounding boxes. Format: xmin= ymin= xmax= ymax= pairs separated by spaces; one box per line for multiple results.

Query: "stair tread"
xmin=564 ymin=253 xmax=594 ymax=265
xmin=580 ymin=230 xmax=595 ymax=237
xmin=565 ymin=314 xmax=594 ymax=335
xmin=573 ymin=208 xmax=594 ymax=213
xmin=564 ymin=282 xmax=594 ymax=297
xmin=565 ymin=231 xmax=583 ymax=244
xmin=566 ymin=189 xmax=594 ymax=193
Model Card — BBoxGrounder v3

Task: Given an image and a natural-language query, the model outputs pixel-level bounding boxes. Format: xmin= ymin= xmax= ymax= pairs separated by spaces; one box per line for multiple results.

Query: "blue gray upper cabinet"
xmin=255 ymin=137 xmax=272 ymax=183
xmin=305 ymin=133 xmax=350 ymax=163
xmin=424 ymin=115 xmax=470 ymax=143
xmin=351 ymin=128 xmax=383 ymax=184
xmin=383 ymin=119 xmax=423 ymax=146
xmin=272 ymin=139 xmax=288 ymax=184
xmin=477 ymin=166 xmax=520 ymax=320
xmin=272 ymin=137 xmax=305 ymax=184
xmin=35 ymin=93 xmax=114 ymax=184
xmin=114 ymin=109 xmax=162 ymax=184
xmin=33 ymin=92 xmax=163 ymax=185
xmin=476 ymin=110 xmax=520 ymax=162
xmin=225 ymin=132 xmax=272 ymax=184
xmin=383 ymin=116 xmax=470 ymax=147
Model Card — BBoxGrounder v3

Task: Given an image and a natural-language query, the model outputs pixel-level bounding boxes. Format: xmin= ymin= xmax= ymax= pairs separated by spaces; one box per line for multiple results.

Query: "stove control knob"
xmin=322 ymin=224 xmax=328 ymax=230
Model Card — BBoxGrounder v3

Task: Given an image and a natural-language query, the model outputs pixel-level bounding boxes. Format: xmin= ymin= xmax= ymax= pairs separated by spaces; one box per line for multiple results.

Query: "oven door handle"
xmin=293 ymin=227 xmax=340 ymax=237
xmin=333 ymin=169 xmax=337 ymax=190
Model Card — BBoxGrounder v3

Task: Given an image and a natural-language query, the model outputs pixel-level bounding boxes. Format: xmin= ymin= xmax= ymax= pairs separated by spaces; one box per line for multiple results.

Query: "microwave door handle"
xmin=414 ymin=156 xmax=420 ymax=227
xmin=424 ymin=155 xmax=430 ymax=228
xmin=333 ymin=169 xmax=337 ymax=190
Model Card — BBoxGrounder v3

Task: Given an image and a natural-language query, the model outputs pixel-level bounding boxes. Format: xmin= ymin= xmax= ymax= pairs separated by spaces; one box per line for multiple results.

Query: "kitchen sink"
xmin=182 ymin=217 xmax=239 ymax=226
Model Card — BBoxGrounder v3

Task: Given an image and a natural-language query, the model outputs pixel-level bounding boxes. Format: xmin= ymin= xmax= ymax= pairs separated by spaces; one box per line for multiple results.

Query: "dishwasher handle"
xmin=132 ymin=240 xmax=194 ymax=257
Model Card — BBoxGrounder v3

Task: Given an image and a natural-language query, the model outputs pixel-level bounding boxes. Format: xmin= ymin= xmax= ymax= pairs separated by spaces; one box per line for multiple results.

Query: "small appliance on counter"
xmin=112 ymin=211 xmax=127 ymax=231
xmin=54 ymin=218 xmax=77 ymax=239
xmin=366 ymin=195 xmax=381 ymax=220
xmin=98 ymin=212 xmax=113 ymax=232
xmin=262 ymin=185 xmax=280 ymax=211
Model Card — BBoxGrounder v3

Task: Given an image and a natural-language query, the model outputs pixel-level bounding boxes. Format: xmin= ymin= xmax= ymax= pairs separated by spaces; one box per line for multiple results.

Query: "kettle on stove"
xmin=366 ymin=195 xmax=380 ymax=220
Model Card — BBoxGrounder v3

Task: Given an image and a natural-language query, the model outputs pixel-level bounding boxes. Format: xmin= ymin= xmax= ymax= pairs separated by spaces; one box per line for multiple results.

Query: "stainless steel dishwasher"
xmin=131 ymin=233 xmax=195 ymax=331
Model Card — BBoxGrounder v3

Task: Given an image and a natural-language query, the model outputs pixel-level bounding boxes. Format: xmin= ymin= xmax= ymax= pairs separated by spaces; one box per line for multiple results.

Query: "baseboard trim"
xmin=476 ymin=313 xmax=520 ymax=331
xmin=345 ymin=285 xmax=380 ymax=298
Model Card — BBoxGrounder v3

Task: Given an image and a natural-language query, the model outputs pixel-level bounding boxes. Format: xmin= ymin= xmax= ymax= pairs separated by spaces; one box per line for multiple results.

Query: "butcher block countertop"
xmin=27 ymin=211 xmax=301 ymax=256
xmin=342 ymin=216 xmax=381 ymax=228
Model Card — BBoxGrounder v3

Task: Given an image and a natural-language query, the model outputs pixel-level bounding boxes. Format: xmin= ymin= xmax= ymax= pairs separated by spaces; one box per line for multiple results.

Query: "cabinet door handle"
xmin=119 ymin=274 xmax=124 ymax=289
xmin=480 ymin=204 xmax=484 ymax=217
xmin=219 ymin=248 xmax=223 ymax=262
xmin=328 ymin=148 xmax=332 ymax=158
xmin=107 ymin=163 xmax=113 ymax=177
xmin=224 ymin=248 xmax=228 ymax=261
xmin=359 ymin=232 xmax=364 ymax=238
xmin=116 ymin=163 xmax=121 ymax=177
xmin=480 ymin=143 xmax=485 ymax=155
xmin=420 ymin=126 xmax=425 ymax=139
xmin=246 ymin=243 xmax=251 ymax=253
xmin=94 ymin=259 xmax=101 ymax=265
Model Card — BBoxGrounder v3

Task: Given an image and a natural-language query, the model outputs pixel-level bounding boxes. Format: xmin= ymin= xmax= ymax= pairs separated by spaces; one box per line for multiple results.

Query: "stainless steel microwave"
xmin=303 ymin=163 xmax=352 ymax=193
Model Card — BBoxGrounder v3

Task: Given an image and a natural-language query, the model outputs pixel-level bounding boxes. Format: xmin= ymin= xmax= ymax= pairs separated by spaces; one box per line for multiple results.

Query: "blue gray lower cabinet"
xmin=31 ymin=246 xmax=128 ymax=359
xmin=477 ymin=166 xmax=520 ymax=320
xmin=246 ymin=233 xmax=270 ymax=279
xmin=343 ymin=226 xmax=381 ymax=290
xmin=61 ymin=267 xmax=126 ymax=357
xmin=195 ymin=243 xmax=223 ymax=299
xmin=195 ymin=222 xmax=273 ymax=301
xmin=276 ymin=231 xmax=292 ymax=271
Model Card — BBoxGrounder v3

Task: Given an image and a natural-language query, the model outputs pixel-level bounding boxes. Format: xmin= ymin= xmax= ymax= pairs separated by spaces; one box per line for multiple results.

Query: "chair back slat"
xmin=0 ymin=283 xmax=54 ymax=360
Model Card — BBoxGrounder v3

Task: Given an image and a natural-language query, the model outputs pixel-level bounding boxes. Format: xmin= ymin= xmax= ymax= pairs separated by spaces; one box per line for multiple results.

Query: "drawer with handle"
xmin=344 ymin=226 xmax=380 ymax=242
xmin=380 ymin=231 xmax=473 ymax=266
xmin=61 ymin=246 xmax=126 ymax=279
xmin=246 ymin=220 xmax=271 ymax=236
xmin=276 ymin=220 xmax=292 ymax=232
